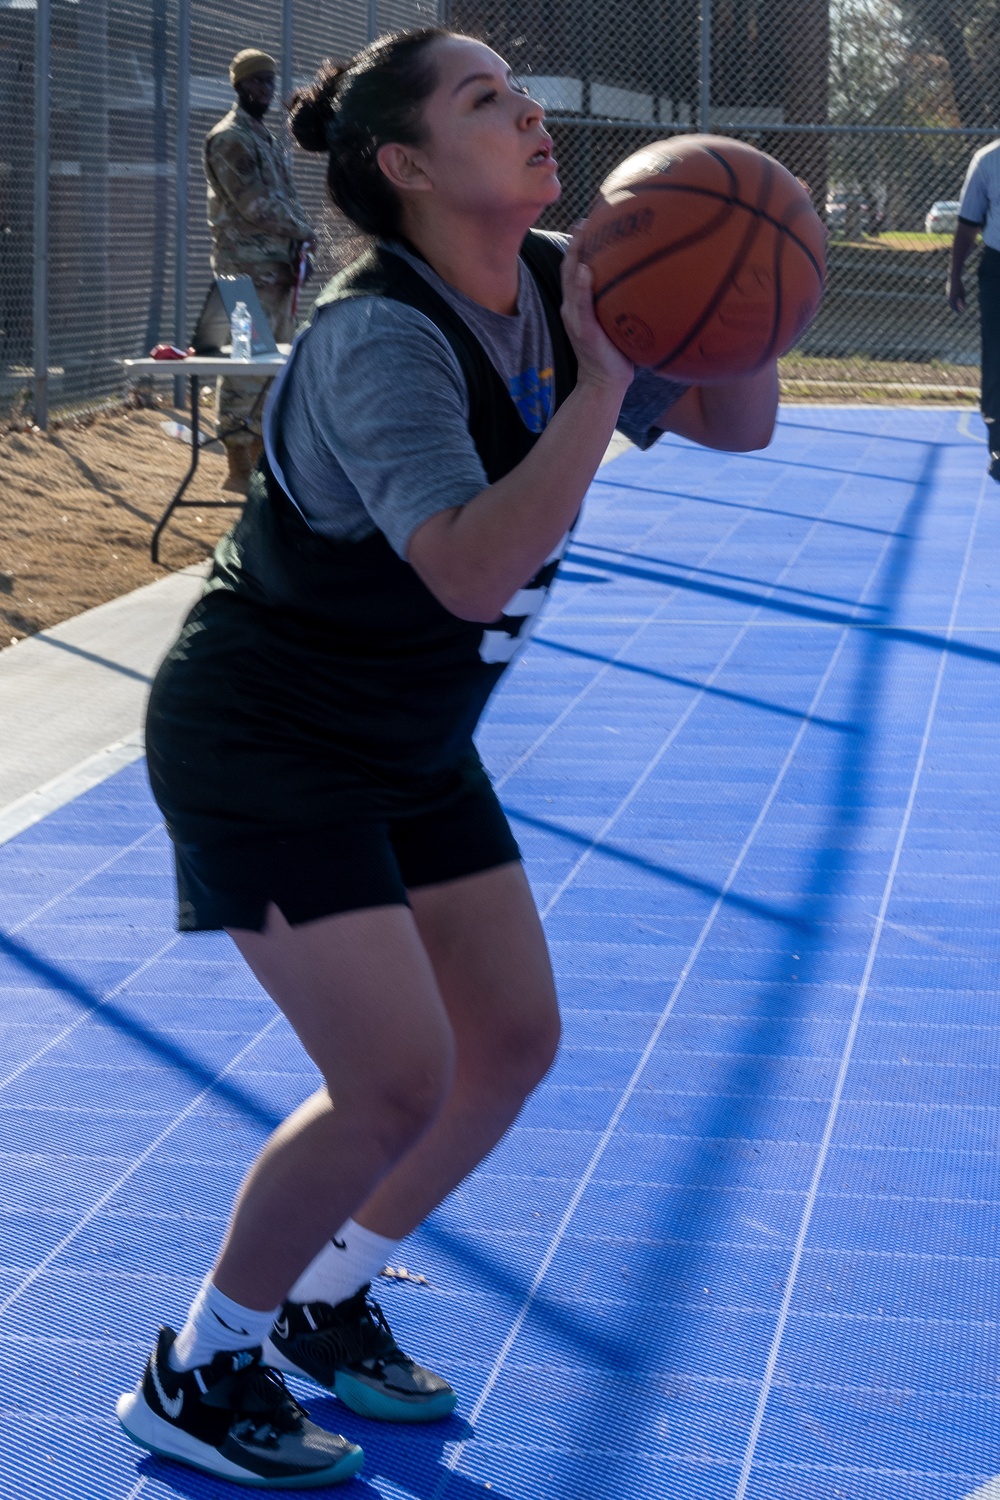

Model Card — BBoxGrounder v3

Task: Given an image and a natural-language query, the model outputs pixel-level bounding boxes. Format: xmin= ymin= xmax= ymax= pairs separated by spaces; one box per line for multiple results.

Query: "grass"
xmin=826 ymin=231 xmax=952 ymax=252
xmin=779 ymin=353 xmax=977 ymax=402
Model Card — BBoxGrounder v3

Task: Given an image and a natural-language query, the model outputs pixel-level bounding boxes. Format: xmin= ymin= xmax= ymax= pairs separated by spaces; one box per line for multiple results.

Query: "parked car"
xmin=925 ymin=200 xmax=960 ymax=234
xmin=825 ymin=193 xmax=877 ymax=236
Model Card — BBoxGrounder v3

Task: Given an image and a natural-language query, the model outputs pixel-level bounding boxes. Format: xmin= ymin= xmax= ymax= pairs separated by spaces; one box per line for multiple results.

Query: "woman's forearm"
xmin=407 ymin=374 xmax=628 ymax=621
xmin=662 ymin=363 xmax=779 ymax=452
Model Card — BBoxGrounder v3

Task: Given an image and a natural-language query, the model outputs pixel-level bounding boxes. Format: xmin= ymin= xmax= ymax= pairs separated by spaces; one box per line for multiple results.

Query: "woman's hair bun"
xmin=289 ymin=30 xmax=449 ymax=238
xmin=289 ymin=64 xmax=348 ymax=153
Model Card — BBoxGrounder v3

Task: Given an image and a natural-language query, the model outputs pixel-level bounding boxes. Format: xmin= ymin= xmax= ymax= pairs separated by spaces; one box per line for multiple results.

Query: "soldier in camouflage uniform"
xmin=204 ymin=48 xmax=314 ymax=491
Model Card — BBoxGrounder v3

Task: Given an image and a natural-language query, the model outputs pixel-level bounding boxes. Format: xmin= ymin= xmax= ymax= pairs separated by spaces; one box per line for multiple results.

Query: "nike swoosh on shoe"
xmin=149 ymin=1354 xmax=184 ymax=1419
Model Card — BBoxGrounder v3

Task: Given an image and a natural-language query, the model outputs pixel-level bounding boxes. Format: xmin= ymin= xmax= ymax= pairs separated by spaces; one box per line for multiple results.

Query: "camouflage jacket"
xmin=204 ymin=103 xmax=313 ymax=271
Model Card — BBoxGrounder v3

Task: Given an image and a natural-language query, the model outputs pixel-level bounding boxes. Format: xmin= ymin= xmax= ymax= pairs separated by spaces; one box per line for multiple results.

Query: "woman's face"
xmin=392 ymin=36 xmax=560 ymax=221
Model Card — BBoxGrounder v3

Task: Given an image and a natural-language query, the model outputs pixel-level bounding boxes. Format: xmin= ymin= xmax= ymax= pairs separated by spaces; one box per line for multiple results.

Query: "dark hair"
xmin=289 ymin=28 xmax=452 ymax=238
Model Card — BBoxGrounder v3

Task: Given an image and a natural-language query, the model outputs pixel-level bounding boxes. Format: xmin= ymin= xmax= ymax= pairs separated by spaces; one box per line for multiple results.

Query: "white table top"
xmin=123 ymin=349 xmax=290 ymax=379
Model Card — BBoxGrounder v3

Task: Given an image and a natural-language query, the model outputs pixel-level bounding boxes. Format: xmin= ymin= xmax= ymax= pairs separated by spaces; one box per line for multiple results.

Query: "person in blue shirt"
xmin=949 ymin=138 xmax=1000 ymax=480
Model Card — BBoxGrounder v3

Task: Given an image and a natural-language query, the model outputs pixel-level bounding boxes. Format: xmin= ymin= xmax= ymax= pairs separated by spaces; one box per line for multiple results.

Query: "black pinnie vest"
xmin=203 ymin=230 xmax=578 ymax=776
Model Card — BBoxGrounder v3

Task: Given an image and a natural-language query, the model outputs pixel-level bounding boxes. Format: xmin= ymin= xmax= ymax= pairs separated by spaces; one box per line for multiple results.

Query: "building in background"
xmin=445 ymin=0 xmax=830 ymax=218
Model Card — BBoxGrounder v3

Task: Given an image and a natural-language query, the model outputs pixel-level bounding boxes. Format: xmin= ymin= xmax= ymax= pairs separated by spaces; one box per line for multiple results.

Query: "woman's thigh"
xmin=408 ymin=862 xmax=561 ymax=1086
xmin=227 ymin=901 xmax=456 ymax=1116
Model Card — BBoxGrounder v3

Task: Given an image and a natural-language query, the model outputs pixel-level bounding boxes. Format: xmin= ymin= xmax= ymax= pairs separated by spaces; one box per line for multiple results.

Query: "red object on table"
xmin=149 ymin=344 xmax=192 ymax=360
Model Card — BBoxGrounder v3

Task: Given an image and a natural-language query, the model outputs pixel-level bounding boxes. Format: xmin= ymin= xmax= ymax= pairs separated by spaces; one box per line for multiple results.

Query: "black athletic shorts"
xmin=172 ymin=763 xmax=521 ymax=932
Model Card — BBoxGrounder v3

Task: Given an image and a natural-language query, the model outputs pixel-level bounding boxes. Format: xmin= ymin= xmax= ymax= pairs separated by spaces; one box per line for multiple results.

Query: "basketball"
xmin=580 ymin=135 xmax=826 ymax=382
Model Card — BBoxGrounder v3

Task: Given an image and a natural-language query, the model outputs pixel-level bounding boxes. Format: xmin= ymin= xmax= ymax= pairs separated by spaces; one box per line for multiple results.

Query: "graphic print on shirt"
xmin=479 ymin=530 xmax=570 ymax=665
xmin=508 ymin=365 xmax=555 ymax=434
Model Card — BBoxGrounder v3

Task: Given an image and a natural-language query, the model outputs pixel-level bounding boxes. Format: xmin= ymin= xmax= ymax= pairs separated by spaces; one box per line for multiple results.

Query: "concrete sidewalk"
xmin=0 ymin=564 xmax=206 ymax=843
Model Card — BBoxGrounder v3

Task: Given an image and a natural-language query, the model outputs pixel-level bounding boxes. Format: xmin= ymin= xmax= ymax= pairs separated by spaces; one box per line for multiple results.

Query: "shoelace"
xmin=210 ymin=1361 xmax=304 ymax=1439
xmin=300 ymin=1292 xmax=407 ymax=1373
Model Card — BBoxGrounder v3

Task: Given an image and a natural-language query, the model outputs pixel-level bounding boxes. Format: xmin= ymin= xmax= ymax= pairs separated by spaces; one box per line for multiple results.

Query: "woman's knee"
xmin=467 ymin=997 xmax=562 ymax=1101
xmin=326 ymin=1033 xmax=456 ymax=1156
xmin=515 ymin=1004 xmax=562 ymax=1090
xmin=377 ymin=1057 xmax=455 ymax=1142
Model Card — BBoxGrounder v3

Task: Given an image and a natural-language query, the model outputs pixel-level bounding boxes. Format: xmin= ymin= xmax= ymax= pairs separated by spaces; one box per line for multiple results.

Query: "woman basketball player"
xmin=117 ymin=27 xmax=779 ymax=1487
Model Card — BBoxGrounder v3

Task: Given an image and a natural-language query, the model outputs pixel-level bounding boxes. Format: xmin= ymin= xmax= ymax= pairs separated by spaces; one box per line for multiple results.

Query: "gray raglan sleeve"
xmin=617 ymin=369 xmax=690 ymax=450
xmin=297 ymin=297 xmax=490 ymax=559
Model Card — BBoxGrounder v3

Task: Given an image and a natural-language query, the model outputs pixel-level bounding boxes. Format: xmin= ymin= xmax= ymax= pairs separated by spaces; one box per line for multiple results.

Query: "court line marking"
xmin=0 ymin=732 xmax=146 ymax=850
xmin=494 ymin=507 xmax=763 ymax=790
xmin=0 ymin=813 xmax=184 ymax=1102
xmin=733 ymin=464 xmax=988 ymax=1500
xmin=0 ymin=936 xmax=182 ymax=1102
xmin=432 ymin=464 xmax=907 ymax=1497
xmin=496 ymin=416 xmax=889 ymax=788
xmin=0 ymin=1016 xmax=281 ymax=1330
xmin=4 ymin=824 xmax=162 ymax=940
xmin=532 ymin=477 xmax=893 ymax=922
xmin=542 ymin=619 xmax=1000 ymax=629
xmin=958 ymin=409 xmax=985 ymax=442
xmin=432 ymin=644 xmax=855 ymax=1498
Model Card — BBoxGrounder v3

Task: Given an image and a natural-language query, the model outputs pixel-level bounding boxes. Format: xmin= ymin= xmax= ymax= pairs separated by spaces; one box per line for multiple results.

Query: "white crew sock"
xmin=287 ymin=1218 xmax=401 ymax=1308
xmin=169 ymin=1274 xmax=281 ymax=1372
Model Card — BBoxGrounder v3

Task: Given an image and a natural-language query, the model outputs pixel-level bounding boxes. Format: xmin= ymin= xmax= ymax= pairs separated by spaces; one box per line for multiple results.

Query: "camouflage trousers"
xmin=216 ymin=262 xmax=296 ymax=450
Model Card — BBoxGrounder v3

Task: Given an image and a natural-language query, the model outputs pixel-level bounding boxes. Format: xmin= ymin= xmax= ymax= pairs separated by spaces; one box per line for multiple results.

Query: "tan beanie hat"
xmin=230 ymin=49 xmax=278 ymax=86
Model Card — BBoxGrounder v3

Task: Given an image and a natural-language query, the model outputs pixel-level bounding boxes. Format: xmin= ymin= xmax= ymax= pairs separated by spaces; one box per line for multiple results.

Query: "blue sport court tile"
xmin=2 ymin=409 xmax=999 ymax=1499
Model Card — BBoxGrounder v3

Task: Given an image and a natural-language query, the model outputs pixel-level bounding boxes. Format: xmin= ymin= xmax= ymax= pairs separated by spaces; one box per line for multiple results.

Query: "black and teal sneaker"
xmin=116 ymin=1327 xmax=364 ymax=1488
xmin=263 ymin=1285 xmax=458 ymax=1424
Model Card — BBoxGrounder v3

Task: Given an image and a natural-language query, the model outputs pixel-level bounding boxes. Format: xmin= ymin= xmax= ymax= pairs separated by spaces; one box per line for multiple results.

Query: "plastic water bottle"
xmin=230 ymin=301 xmax=252 ymax=361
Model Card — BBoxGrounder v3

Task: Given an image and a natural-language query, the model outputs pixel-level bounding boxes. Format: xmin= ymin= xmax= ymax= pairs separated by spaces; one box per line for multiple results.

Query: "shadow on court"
xmin=571 ymin=508 xmax=1000 ymax=668
xmin=535 ymin=636 xmax=857 ymax=732
xmin=0 ymin=928 xmax=282 ymax=1134
xmin=133 ymin=1408 xmax=508 ymax=1500
xmin=422 ymin=436 xmax=953 ymax=1481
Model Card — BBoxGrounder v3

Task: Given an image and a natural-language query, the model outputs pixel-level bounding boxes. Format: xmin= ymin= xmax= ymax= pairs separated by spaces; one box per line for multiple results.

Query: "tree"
xmin=831 ymin=0 xmax=956 ymax=127
xmin=828 ymin=0 xmax=969 ymax=228
xmin=899 ymin=0 xmax=999 ymax=125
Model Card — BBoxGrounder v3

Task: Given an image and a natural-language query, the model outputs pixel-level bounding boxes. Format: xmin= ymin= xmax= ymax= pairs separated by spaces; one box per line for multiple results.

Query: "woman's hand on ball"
xmin=561 ymin=229 xmax=634 ymax=395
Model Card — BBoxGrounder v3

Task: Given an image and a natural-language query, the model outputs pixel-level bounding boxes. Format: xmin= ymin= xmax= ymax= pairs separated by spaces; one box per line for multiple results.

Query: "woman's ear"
xmin=376 ymin=142 xmax=433 ymax=195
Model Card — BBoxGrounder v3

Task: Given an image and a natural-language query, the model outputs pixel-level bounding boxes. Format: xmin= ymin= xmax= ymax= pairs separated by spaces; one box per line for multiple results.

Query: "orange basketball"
xmin=581 ymin=136 xmax=826 ymax=381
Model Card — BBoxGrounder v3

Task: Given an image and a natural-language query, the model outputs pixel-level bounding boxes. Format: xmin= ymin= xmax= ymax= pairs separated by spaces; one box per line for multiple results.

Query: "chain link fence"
xmin=0 ymin=0 xmax=437 ymax=428
xmin=451 ymin=0 xmax=990 ymax=401
xmin=2 ymin=0 xmax=995 ymax=428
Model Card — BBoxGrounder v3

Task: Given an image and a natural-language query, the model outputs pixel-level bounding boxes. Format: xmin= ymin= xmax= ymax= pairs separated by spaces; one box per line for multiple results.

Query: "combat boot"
xmin=222 ymin=441 xmax=254 ymax=494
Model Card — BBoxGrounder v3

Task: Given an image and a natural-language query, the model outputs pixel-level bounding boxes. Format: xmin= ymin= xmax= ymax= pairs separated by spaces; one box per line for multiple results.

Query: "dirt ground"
xmin=0 ymin=404 xmax=239 ymax=641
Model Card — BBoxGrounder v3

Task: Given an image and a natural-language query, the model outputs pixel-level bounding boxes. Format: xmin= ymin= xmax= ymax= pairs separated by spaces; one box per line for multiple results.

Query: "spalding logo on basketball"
xmin=581 ymin=136 xmax=826 ymax=382
xmin=613 ymin=312 xmax=656 ymax=357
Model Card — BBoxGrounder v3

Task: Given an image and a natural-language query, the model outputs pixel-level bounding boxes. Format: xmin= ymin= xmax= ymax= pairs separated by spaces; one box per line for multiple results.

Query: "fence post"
xmin=367 ymin=0 xmax=377 ymax=44
xmin=281 ymin=0 xmax=293 ymax=103
xmin=699 ymin=0 xmax=711 ymax=133
xmin=32 ymin=0 xmax=51 ymax=430
xmin=144 ymin=0 xmax=169 ymax=354
xmin=173 ymin=0 xmax=191 ymax=407
xmin=80 ymin=0 xmax=110 ymax=394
